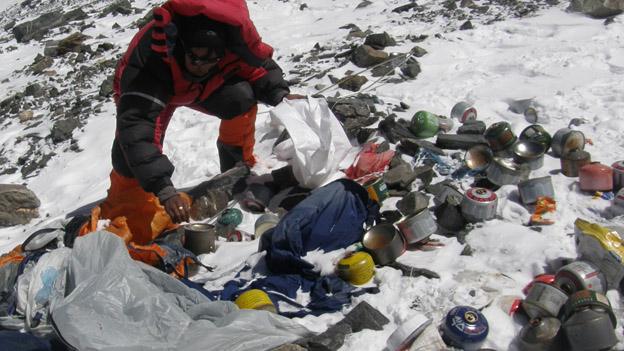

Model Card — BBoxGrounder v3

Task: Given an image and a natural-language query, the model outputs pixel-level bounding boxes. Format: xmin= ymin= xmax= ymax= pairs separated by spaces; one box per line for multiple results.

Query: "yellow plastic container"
xmin=336 ymin=251 xmax=375 ymax=285
xmin=234 ymin=289 xmax=277 ymax=313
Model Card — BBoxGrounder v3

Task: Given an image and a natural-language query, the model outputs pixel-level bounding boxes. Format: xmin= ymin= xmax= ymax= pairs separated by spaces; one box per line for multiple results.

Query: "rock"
xmin=434 ymin=201 xmax=467 ymax=232
xmin=400 ymin=57 xmax=421 ymax=78
xmin=270 ymin=345 xmax=307 ymax=351
xmin=392 ymin=3 xmax=418 ymax=13
xmin=378 ymin=116 xmax=417 ymax=143
xmin=364 ymin=32 xmax=396 ymax=49
xmin=50 ymin=118 xmax=81 ymax=143
xmin=342 ymin=301 xmax=390 ymax=332
xmin=100 ymin=0 xmax=133 ymax=17
xmin=297 ymin=322 xmax=352 ymax=351
xmin=568 ymin=0 xmax=624 ymax=18
xmin=356 ymin=0 xmax=373 ymax=8
xmin=0 ymin=184 xmax=40 ymax=226
xmin=457 ymin=120 xmax=486 ymax=135
xmin=435 ymin=134 xmax=488 ymax=150
xmin=410 ymin=46 xmax=428 ymax=57
xmin=338 ymin=75 xmax=368 ymax=92
xmin=397 ymin=191 xmax=431 ymax=216
xmin=96 ymin=42 xmax=115 ymax=52
xmin=99 ymin=75 xmax=115 ymax=97
xmin=13 ymin=8 xmax=87 ymax=43
xmin=30 ymin=55 xmax=54 ymax=74
xmin=460 ymin=20 xmax=474 ymax=30
xmin=388 ymin=262 xmax=440 ymax=279
xmin=18 ymin=110 xmax=34 ymax=123
xmin=4 ymin=20 xmax=16 ymax=31
xmin=328 ymin=96 xmax=373 ymax=119
xmin=351 ymin=45 xmax=389 ymax=68
xmin=399 ymin=138 xmax=446 ymax=157
xmin=384 ymin=163 xmax=418 ymax=190
xmin=24 ymin=83 xmax=44 ymax=98
xmin=57 ymin=32 xmax=90 ymax=56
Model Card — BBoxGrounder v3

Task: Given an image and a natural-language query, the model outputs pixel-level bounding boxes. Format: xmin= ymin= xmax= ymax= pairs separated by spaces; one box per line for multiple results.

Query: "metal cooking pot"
xmin=513 ymin=140 xmax=546 ymax=170
xmin=362 ymin=223 xmax=406 ymax=266
xmin=184 ymin=223 xmax=216 ymax=255
xmin=560 ymin=149 xmax=591 ymax=177
xmin=517 ymin=317 xmax=562 ymax=351
xmin=464 ymin=144 xmax=494 ymax=171
xmin=485 ymin=121 xmax=517 ymax=152
xmin=486 ymin=157 xmax=531 ymax=186
xmin=519 ymin=124 xmax=552 ymax=152
xmin=395 ymin=208 xmax=437 ymax=245
xmin=551 ymin=128 xmax=585 ymax=158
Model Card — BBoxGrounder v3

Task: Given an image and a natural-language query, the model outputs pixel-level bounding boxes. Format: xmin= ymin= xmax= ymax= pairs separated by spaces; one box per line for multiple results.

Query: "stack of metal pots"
xmin=517 ymin=258 xmax=618 ymax=351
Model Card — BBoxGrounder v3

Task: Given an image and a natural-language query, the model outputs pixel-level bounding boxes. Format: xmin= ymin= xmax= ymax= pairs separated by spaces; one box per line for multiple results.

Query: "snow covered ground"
xmin=0 ymin=0 xmax=623 ymax=349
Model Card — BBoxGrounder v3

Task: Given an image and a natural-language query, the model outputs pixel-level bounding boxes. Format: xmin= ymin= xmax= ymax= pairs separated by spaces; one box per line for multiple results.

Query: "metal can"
xmin=517 ymin=317 xmax=562 ymax=351
xmin=522 ymin=282 xmax=568 ymax=319
xmin=484 ymin=121 xmax=517 ymax=152
xmin=517 ymin=176 xmax=555 ymax=205
xmin=551 ymin=128 xmax=585 ymax=158
xmin=410 ymin=111 xmax=439 ymax=138
xmin=364 ymin=177 xmax=389 ymax=203
xmin=560 ymin=149 xmax=591 ymax=177
xmin=183 ymin=223 xmax=216 ymax=255
xmin=254 ymin=213 xmax=280 ymax=238
xmin=441 ymin=306 xmax=489 ymax=351
xmin=362 ymin=223 xmax=406 ymax=266
xmin=460 ymin=187 xmax=498 ymax=223
xmin=451 ymin=101 xmax=477 ymax=124
xmin=336 ymin=251 xmax=375 ymax=285
xmin=386 ymin=314 xmax=432 ymax=351
xmin=561 ymin=290 xmax=617 ymax=351
xmin=611 ymin=160 xmax=624 ymax=192
xmin=579 ymin=162 xmax=613 ymax=192
xmin=395 ymin=208 xmax=438 ymax=245
xmin=519 ymin=124 xmax=552 ymax=153
xmin=486 ymin=157 xmax=531 ymax=186
xmin=555 ymin=261 xmax=607 ymax=294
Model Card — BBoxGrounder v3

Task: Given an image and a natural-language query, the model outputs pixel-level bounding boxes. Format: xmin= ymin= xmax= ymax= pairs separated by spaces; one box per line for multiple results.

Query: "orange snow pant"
xmin=218 ymin=104 xmax=258 ymax=167
xmin=79 ymin=170 xmax=191 ymax=246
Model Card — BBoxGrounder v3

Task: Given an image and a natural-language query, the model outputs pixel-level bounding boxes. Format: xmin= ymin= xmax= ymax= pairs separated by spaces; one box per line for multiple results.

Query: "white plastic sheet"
xmin=51 ymin=231 xmax=310 ymax=351
xmin=270 ymin=98 xmax=356 ymax=189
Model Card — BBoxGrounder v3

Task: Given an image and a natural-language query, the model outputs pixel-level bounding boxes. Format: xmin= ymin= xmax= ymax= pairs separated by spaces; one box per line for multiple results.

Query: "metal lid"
xmin=513 ymin=140 xmax=546 ymax=161
xmin=464 ymin=144 xmax=493 ymax=171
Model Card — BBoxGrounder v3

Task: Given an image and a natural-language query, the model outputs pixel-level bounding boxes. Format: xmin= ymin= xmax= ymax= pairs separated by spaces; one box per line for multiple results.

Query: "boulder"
xmin=0 ymin=184 xmax=40 ymax=226
xmin=351 ymin=45 xmax=389 ymax=68
xmin=338 ymin=75 xmax=368 ymax=92
xmin=568 ymin=0 xmax=624 ymax=18
xmin=13 ymin=9 xmax=87 ymax=43
xmin=364 ymin=32 xmax=396 ymax=49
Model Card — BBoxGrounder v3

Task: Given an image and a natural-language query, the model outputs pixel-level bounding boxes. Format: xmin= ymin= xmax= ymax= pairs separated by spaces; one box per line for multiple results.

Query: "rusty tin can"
xmin=517 ymin=176 xmax=555 ymax=205
xmin=554 ymin=260 xmax=607 ymax=295
xmin=551 ymin=128 xmax=585 ymax=158
xmin=560 ymin=149 xmax=591 ymax=177
xmin=517 ymin=317 xmax=562 ymax=351
xmin=522 ymin=282 xmax=568 ymax=319
xmin=451 ymin=101 xmax=477 ymax=124
xmin=485 ymin=121 xmax=517 ymax=152
xmin=611 ymin=160 xmax=624 ymax=192
xmin=460 ymin=187 xmax=498 ymax=223
xmin=184 ymin=223 xmax=216 ymax=255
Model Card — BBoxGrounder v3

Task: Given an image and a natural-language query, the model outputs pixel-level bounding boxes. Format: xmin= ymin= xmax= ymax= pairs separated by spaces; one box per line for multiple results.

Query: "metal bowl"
xmin=362 ymin=223 xmax=406 ymax=266
xmin=513 ymin=140 xmax=546 ymax=170
xmin=464 ymin=144 xmax=493 ymax=171
xmin=486 ymin=157 xmax=531 ymax=186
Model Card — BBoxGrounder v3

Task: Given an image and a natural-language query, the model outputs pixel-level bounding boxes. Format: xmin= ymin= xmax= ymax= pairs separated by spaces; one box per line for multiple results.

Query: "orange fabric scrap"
xmin=530 ymin=196 xmax=556 ymax=225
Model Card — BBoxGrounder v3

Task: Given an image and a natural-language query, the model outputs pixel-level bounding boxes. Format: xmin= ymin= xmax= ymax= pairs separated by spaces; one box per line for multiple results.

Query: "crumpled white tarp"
xmin=51 ymin=231 xmax=310 ymax=351
xmin=270 ymin=98 xmax=356 ymax=189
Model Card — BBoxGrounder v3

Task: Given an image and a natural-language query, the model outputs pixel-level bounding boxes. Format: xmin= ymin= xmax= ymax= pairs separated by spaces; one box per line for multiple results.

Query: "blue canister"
xmin=442 ymin=306 xmax=489 ymax=351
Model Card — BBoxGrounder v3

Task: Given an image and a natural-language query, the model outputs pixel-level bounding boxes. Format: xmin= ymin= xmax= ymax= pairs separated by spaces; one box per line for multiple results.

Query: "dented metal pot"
xmin=395 ymin=208 xmax=438 ymax=245
xmin=522 ymin=282 xmax=568 ymax=319
xmin=513 ymin=140 xmax=546 ymax=170
xmin=362 ymin=223 xmax=406 ymax=266
xmin=551 ymin=128 xmax=585 ymax=158
xmin=486 ymin=157 xmax=531 ymax=186
xmin=485 ymin=121 xmax=517 ymax=152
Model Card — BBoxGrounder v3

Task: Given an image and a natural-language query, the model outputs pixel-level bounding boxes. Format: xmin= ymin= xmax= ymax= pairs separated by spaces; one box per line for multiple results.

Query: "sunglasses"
xmin=186 ymin=51 xmax=222 ymax=66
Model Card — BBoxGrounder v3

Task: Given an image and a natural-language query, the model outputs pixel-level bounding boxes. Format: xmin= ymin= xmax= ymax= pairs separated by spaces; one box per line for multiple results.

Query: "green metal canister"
xmin=410 ymin=111 xmax=439 ymax=138
xmin=519 ymin=124 xmax=552 ymax=152
xmin=484 ymin=121 xmax=517 ymax=151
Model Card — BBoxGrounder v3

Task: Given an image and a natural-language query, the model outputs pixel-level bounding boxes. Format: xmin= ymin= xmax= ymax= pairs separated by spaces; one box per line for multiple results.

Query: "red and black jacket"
xmin=111 ymin=0 xmax=290 ymax=197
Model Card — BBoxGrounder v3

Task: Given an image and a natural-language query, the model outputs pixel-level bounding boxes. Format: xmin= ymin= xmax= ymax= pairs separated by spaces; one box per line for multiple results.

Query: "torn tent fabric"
xmin=217 ymin=179 xmax=380 ymax=317
xmin=49 ymin=231 xmax=309 ymax=351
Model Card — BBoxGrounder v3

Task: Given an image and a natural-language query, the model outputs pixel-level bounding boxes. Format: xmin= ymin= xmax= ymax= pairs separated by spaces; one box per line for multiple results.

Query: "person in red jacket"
xmin=98 ymin=0 xmax=302 ymax=243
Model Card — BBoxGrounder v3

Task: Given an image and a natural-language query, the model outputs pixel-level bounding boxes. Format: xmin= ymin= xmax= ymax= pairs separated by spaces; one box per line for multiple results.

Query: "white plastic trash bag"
xmin=270 ymin=98 xmax=356 ymax=189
